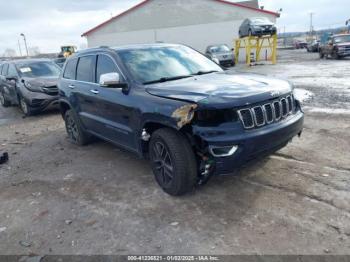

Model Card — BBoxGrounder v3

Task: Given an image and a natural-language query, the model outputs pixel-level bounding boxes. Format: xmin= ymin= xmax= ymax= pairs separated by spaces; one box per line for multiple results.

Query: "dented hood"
xmin=146 ymin=73 xmax=292 ymax=108
xmin=22 ymin=77 xmax=58 ymax=87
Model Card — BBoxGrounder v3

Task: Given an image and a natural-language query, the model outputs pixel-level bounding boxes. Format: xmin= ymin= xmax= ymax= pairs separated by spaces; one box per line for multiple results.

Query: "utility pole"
xmin=17 ymin=39 xmax=23 ymax=57
xmin=20 ymin=33 xmax=29 ymax=57
xmin=309 ymin=12 xmax=314 ymax=38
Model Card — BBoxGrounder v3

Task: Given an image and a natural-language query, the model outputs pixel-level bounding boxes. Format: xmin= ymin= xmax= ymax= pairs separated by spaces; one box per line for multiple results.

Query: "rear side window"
xmin=76 ymin=56 xmax=95 ymax=83
xmin=96 ymin=54 xmax=119 ymax=83
xmin=63 ymin=58 xmax=78 ymax=80
xmin=2 ymin=64 xmax=8 ymax=76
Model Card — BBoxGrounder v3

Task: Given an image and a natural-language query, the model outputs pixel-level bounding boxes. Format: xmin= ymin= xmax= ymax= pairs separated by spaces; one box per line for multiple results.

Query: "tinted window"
xmin=17 ymin=61 xmax=61 ymax=78
xmin=76 ymin=56 xmax=95 ymax=82
xmin=7 ymin=64 xmax=18 ymax=77
xmin=96 ymin=55 xmax=119 ymax=83
xmin=2 ymin=64 xmax=8 ymax=76
xmin=63 ymin=58 xmax=78 ymax=80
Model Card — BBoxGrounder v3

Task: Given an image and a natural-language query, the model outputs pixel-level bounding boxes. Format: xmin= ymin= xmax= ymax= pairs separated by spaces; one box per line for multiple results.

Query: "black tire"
xmin=64 ymin=109 xmax=92 ymax=146
xmin=19 ymin=96 xmax=33 ymax=116
xmin=0 ymin=91 xmax=10 ymax=107
xmin=319 ymin=51 xmax=324 ymax=59
xmin=149 ymin=128 xmax=197 ymax=196
xmin=332 ymin=52 xmax=341 ymax=60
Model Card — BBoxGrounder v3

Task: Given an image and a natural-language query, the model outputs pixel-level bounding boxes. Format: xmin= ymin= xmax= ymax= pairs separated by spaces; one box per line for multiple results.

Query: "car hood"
xmin=22 ymin=77 xmax=58 ymax=87
xmin=146 ymin=73 xmax=292 ymax=108
xmin=213 ymin=52 xmax=234 ymax=58
xmin=336 ymin=42 xmax=350 ymax=47
xmin=253 ymin=22 xmax=275 ymax=26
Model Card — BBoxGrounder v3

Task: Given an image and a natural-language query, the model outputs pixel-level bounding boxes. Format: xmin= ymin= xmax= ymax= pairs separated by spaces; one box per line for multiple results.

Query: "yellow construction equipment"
xmin=58 ymin=46 xmax=77 ymax=58
xmin=234 ymin=34 xmax=277 ymax=66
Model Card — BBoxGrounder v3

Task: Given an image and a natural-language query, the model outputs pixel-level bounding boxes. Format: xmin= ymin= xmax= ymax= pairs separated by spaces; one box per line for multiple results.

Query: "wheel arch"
xmin=59 ymin=99 xmax=72 ymax=118
xmin=140 ymin=120 xmax=194 ymax=156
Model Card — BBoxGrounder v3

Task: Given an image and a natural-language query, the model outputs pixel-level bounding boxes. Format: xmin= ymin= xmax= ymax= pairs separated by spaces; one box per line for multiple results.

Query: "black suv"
xmin=58 ymin=44 xmax=304 ymax=196
xmin=0 ymin=59 xmax=61 ymax=115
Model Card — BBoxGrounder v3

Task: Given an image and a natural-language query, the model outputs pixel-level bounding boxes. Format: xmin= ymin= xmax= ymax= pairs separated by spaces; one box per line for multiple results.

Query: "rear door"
xmin=73 ymin=55 xmax=101 ymax=132
xmin=6 ymin=64 xmax=20 ymax=104
xmin=0 ymin=64 xmax=11 ymax=102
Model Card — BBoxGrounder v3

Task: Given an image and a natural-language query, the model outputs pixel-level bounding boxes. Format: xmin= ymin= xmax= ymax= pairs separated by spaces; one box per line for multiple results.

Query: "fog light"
xmin=209 ymin=145 xmax=238 ymax=157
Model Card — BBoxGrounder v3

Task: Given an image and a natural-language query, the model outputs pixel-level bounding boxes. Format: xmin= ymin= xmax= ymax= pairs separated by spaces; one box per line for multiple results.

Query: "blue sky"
xmin=0 ymin=0 xmax=348 ymax=55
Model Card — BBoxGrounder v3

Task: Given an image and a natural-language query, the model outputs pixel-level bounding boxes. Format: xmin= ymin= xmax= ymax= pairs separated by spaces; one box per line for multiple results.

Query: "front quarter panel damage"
xmin=171 ymin=104 xmax=198 ymax=128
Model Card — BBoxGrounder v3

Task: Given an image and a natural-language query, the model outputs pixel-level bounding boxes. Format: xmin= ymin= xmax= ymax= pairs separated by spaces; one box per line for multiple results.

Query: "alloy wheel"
xmin=151 ymin=141 xmax=174 ymax=188
xmin=20 ymin=98 xmax=28 ymax=114
xmin=66 ymin=115 xmax=79 ymax=142
xmin=0 ymin=92 xmax=5 ymax=106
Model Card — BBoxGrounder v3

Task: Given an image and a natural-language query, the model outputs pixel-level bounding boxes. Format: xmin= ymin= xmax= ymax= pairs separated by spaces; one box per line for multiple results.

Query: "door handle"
xmin=68 ymin=84 xmax=75 ymax=89
xmin=90 ymin=89 xmax=99 ymax=94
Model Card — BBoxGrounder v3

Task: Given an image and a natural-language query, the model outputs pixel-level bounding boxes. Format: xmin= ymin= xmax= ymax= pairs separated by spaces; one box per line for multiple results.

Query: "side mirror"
xmin=99 ymin=73 xmax=125 ymax=88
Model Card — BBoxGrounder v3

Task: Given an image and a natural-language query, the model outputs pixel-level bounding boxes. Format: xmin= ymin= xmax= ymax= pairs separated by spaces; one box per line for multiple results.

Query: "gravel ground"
xmin=0 ymin=49 xmax=349 ymax=255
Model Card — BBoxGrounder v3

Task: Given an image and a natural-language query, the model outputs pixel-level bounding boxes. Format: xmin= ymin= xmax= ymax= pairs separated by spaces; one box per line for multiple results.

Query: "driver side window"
xmin=96 ymin=54 xmax=121 ymax=84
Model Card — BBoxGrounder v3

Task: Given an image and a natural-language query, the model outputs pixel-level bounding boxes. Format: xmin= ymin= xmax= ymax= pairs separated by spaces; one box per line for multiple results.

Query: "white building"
xmin=82 ymin=0 xmax=279 ymax=53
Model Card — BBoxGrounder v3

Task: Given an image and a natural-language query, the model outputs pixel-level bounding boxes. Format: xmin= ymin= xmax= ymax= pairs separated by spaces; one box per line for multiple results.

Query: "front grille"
xmin=239 ymin=109 xmax=254 ymax=129
xmin=238 ymin=95 xmax=295 ymax=129
xmin=42 ymin=86 xmax=58 ymax=96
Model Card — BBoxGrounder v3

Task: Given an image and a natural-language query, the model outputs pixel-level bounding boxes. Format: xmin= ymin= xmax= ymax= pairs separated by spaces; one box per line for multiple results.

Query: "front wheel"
xmin=0 ymin=91 xmax=10 ymax=107
xmin=19 ymin=96 xmax=33 ymax=116
xmin=149 ymin=128 xmax=197 ymax=196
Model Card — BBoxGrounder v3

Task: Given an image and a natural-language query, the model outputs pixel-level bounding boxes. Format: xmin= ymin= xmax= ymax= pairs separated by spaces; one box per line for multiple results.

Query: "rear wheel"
xmin=64 ymin=109 xmax=92 ymax=146
xmin=0 ymin=91 xmax=10 ymax=107
xmin=149 ymin=128 xmax=197 ymax=196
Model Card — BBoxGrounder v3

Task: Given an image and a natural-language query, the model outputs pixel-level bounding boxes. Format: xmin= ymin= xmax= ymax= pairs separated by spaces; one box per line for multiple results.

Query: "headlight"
xmin=24 ymin=81 xmax=42 ymax=92
xmin=195 ymin=109 xmax=238 ymax=127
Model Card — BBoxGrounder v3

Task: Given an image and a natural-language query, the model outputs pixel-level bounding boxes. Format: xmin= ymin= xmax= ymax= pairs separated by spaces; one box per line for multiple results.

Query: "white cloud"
xmin=0 ymin=0 xmax=349 ymax=55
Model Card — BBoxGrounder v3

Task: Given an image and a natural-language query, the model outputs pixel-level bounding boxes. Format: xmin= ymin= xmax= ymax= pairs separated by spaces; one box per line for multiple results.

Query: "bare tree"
xmin=28 ymin=46 xmax=41 ymax=56
xmin=3 ymin=48 xmax=17 ymax=57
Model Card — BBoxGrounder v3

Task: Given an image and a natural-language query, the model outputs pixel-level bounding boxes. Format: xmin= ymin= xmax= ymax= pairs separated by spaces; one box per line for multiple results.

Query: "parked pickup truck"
xmin=58 ymin=44 xmax=304 ymax=196
xmin=319 ymin=34 xmax=350 ymax=59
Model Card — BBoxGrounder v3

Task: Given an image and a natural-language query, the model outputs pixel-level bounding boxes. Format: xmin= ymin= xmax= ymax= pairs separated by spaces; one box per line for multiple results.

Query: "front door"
xmin=90 ymin=54 xmax=137 ymax=151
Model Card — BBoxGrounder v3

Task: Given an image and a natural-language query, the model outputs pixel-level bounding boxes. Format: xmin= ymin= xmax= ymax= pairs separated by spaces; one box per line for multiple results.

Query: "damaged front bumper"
xmin=21 ymin=87 xmax=59 ymax=112
xmin=193 ymin=111 xmax=304 ymax=175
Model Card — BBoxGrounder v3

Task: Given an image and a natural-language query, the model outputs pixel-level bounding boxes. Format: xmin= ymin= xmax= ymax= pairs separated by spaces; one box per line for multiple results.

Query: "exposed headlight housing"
xmin=24 ymin=81 xmax=42 ymax=92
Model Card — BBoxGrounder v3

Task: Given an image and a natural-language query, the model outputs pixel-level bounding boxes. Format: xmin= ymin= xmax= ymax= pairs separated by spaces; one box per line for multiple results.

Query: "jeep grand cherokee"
xmin=58 ymin=44 xmax=304 ymax=196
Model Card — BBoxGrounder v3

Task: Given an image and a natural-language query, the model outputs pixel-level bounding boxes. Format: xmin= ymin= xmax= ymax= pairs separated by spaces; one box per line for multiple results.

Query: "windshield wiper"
xmin=191 ymin=70 xmax=219 ymax=76
xmin=143 ymin=75 xmax=193 ymax=85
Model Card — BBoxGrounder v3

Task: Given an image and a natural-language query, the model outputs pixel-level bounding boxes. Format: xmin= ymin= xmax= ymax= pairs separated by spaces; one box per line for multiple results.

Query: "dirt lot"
xmin=0 ymin=49 xmax=349 ymax=255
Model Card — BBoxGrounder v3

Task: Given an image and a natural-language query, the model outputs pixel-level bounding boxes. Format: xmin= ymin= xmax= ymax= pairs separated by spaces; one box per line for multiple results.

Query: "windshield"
xmin=334 ymin=35 xmax=350 ymax=44
xmin=17 ymin=61 xmax=61 ymax=78
xmin=118 ymin=45 xmax=223 ymax=84
xmin=252 ymin=17 xmax=271 ymax=24
xmin=210 ymin=45 xmax=230 ymax=53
